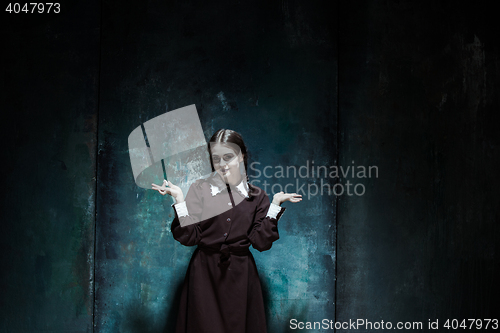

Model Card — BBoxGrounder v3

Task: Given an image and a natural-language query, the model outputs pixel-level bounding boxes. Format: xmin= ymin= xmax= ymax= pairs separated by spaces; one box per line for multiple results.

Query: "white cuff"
xmin=266 ymin=203 xmax=282 ymax=219
xmin=173 ymin=201 xmax=189 ymax=217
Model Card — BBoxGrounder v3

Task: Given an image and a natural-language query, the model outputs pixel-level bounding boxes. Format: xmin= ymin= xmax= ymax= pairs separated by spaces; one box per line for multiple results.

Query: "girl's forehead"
xmin=210 ymin=143 xmax=239 ymax=154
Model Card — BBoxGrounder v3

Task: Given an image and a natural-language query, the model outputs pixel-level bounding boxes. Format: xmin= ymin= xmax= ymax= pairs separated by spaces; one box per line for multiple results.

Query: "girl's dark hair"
xmin=208 ymin=129 xmax=255 ymax=197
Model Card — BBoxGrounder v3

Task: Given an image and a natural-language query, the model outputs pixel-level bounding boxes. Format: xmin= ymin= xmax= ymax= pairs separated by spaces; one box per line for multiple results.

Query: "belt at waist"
xmin=197 ymin=245 xmax=250 ymax=267
xmin=197 ymin=245 xmax=250 ymax=256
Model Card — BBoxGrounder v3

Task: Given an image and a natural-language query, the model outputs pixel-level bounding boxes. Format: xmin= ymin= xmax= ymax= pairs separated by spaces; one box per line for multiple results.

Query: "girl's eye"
xmin=212 ymin=156 xmax=221 ymax=163
xmin=223 ymin=154 xmax=234 ymax=161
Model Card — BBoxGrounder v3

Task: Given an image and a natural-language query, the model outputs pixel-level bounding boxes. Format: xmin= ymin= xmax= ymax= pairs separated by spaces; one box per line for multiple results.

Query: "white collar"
xmin=236 ymin=181 xmax=249 ymax=197
xmin=209 ymin=180 xmax=249 ymax=198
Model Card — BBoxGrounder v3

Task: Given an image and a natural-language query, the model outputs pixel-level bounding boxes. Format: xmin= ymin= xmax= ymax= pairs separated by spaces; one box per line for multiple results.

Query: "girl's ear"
xmin=238 ymin=153 xmax=244 ymax=162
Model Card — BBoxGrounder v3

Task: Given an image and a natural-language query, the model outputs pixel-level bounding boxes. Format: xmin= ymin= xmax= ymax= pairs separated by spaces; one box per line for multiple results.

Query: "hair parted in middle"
xmin=208 ymin=129 xmax=256 ymax=197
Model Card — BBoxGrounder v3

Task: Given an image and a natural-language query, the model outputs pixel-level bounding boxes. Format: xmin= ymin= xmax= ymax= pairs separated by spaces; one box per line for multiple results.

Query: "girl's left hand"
xmin=272 ymin=191 xmax=302 ymax=206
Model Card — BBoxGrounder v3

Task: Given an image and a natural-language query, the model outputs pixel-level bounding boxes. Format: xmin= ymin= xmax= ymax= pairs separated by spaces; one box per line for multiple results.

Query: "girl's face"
xmin=211 ymin=143 xmax=244 ymax=185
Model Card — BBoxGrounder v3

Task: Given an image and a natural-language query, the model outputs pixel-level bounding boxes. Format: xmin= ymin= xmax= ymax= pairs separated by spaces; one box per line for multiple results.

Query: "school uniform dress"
xmin=170 ymin=174 xmax=285 ymax=333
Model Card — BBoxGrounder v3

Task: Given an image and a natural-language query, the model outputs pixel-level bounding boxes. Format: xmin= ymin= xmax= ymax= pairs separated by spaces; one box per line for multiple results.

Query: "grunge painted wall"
xmin=1 ymin=2 xmax=100 ymax=332
xmin=95 ymin=0 xmax=337 ymax=332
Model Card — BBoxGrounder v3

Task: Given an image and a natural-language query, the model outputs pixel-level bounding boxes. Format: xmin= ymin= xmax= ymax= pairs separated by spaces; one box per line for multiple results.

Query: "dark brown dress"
xmin=171 ymin=177 xmax=285 ymax=333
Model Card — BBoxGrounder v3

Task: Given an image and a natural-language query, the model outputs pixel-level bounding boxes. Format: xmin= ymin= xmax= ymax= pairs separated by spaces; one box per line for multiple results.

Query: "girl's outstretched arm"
xmin=248 ymin=191 xmax=302 ymax=251
xmin=152 ymin=180 xmax=203 ymax=246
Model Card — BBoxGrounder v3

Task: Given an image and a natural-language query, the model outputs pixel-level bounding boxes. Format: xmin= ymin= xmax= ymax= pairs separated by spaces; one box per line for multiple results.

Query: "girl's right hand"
xmin=152 ymin=180 xmax=185 ymax=203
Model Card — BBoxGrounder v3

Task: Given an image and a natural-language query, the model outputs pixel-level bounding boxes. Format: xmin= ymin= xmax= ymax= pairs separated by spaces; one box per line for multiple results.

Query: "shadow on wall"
xmin=261 ymin=276 xmax=272 ymax=329
xmin=261 ymin=276 xmax=308 ymax=333
xmin=114 ymin=271 xmax=308 ymax=332
xmin=161 ymin=280 xmax=184 ymax=333
xmin=119 ymin=280 xmax=184 ymax=333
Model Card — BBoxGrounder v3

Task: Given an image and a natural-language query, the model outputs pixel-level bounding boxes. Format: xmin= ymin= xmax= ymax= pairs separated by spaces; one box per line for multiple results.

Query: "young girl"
xmin=152 ymin=129 xmax=301 ymax=333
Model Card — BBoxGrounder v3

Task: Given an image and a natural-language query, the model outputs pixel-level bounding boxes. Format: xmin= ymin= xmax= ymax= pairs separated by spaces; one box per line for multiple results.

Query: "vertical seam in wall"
xmin=93 ymin=0 xmax=104 ymax=331
xmin=334 ymin=0 xmax=340 ymax=331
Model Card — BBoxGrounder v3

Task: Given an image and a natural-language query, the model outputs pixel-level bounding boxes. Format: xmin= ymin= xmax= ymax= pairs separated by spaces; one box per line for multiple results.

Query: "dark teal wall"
xmin=95 ymin=0 xmax=336 ymax=332
xmin=337 ymin=1 xmax=500 ymax=331
xmin=2 ymin=1 xmax=499 ymax=333
xmin=2 ymin=2 xmax=100 ymax=332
